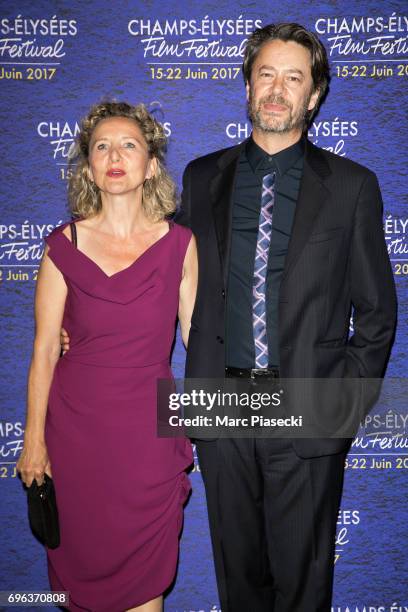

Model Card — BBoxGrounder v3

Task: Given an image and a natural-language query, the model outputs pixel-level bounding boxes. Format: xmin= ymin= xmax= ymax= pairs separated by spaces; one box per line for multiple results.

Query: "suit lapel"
xmin=210 ymin=142 xmax=245 ymax=287
xmin=209 ymin=139 xmax=331 ymax=287
xmin=282 ymin=141 xmax=331 ymax=282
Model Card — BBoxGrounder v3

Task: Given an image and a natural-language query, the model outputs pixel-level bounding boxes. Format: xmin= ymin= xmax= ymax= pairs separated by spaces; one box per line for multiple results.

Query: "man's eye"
xmin=124 ymin=142 xmax=136 ymax=148
xmin=288 ymin=76 xmax=300 ymax=82
xmin=260 ymin=72 xmax=272 ymax=78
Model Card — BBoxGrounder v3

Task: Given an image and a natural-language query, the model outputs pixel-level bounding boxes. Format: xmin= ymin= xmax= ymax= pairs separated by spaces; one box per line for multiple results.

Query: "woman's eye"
xmin=124 ymin=142 xmax=136 ymax=148
xmin=97 ymin=143 xmax=107 ymax=150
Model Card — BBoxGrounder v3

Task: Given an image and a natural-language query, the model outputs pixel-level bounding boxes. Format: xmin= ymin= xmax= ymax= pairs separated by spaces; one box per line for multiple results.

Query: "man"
xmin=177 ymin=23 xmax=397 ymax=612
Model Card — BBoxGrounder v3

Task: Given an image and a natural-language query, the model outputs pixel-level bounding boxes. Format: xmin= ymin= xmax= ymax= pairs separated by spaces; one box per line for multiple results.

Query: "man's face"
xmin=246 ymin=39 xmax=320 ymax=134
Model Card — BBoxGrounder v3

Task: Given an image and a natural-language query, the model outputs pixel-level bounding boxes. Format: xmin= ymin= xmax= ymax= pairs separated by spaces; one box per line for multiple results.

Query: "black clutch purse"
xmin=27 ymin=474 xmax=60 ymax=549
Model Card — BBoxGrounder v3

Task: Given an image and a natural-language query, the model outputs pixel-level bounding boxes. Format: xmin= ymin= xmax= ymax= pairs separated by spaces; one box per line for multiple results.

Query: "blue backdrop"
xmin=0 ymin=1 xmax=407 ymax=610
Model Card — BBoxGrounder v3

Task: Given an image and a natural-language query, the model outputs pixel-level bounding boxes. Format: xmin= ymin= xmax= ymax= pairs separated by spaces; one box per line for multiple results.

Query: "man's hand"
xmin=60 ymin=328 xmax=70 ymax=354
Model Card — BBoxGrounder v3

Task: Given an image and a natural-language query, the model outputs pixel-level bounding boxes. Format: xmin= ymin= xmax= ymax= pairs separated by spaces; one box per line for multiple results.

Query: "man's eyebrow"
xmin=258 ymin=64 xmax=305 ymax=75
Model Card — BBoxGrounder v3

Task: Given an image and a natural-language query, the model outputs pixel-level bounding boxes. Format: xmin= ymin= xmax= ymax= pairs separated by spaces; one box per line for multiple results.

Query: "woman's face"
xmin=88 ymin=116 xmax=156 ymax=197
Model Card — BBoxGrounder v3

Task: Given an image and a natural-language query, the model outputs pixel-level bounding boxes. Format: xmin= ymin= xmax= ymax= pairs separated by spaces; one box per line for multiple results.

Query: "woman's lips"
xmin=106 ymin=169 xmax=126 ymax=177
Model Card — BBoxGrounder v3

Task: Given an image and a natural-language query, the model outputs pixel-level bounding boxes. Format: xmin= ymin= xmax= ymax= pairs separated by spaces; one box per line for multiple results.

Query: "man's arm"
xmin=345 ymin=171 xmax=397 ymax=378
xmin=174 ymin=162 xmax=192 ymax=228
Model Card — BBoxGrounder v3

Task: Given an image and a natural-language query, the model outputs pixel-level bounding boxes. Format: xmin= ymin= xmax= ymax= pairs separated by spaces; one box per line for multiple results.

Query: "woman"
xmin=17 ymin=101 xmax=198 ymax=612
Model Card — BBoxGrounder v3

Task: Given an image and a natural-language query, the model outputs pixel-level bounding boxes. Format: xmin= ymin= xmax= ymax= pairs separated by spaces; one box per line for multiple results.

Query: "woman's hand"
xmin=17 ymin=440 xmax=52 ymax=487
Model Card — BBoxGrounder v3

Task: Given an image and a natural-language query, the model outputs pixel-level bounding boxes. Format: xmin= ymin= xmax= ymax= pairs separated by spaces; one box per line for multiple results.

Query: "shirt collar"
xmin=246 ymin=135 xmax=305 ymax=176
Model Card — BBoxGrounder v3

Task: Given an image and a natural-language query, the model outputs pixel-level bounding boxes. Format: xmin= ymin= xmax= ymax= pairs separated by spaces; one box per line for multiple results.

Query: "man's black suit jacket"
xmin=176 ymin=139 xmax=397 ymax=457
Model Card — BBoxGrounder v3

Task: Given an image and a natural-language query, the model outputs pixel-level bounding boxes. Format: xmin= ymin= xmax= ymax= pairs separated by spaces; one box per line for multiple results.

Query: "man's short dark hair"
xmin=243 ymin=23 xmax=330 ymax=112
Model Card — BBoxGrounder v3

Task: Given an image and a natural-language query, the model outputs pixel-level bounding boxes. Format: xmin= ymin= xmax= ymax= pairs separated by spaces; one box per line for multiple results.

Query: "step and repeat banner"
xmin=1 ymin=1 xmax=407 ymax=610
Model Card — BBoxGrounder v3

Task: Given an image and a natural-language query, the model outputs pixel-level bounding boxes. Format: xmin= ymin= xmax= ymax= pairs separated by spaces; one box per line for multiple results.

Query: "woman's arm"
xmin=178 ymin=235 xmax=198 ymax=348
xmin=17 ymin=246 xmax=67 ymax=486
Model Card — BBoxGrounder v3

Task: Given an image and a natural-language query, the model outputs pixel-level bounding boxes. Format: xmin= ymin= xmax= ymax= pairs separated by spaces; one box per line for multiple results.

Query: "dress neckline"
xmin=58 ymin=220 xmax=174 ymax=279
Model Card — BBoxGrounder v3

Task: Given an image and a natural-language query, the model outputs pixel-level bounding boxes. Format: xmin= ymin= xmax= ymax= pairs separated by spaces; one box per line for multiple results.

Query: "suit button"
xmin=221 ymin=289 xmax=225 ymax=298
xmin=216 ymin=336 xmax=224 ymax=344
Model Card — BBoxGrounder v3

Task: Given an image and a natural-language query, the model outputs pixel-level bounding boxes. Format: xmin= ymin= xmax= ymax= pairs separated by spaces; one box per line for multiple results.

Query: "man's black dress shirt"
xmin=225 ymin=136 xmax=304 ymax=368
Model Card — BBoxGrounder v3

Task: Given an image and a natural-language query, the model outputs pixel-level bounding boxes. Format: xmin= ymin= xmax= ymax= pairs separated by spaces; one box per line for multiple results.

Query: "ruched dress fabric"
xmin=43 ymin=221 xmax=193 ymax=612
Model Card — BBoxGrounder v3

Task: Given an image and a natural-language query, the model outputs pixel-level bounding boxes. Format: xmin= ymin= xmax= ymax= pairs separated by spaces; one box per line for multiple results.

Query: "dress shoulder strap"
xmin=70 ymin=222 xmax=77 ymax=248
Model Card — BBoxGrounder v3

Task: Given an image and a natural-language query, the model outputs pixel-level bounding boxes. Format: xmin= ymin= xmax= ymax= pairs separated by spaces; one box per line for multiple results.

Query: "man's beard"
xmin=248 ymin=91 xmax=311 ymax=134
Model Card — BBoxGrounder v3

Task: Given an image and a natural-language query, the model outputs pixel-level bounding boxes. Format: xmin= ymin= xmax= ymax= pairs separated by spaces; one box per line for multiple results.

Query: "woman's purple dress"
xmin=43 ymin=221 xmax=193 ymax=612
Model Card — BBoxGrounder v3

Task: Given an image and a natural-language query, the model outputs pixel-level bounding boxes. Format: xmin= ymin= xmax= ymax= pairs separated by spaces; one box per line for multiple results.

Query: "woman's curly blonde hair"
xmin=68 ymin=101 xmax=175 ymax=221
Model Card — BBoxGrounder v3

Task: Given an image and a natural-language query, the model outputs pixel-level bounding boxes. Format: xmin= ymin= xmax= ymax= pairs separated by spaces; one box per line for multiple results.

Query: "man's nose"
xmin=270 ymin=75 xmax=284 ymax=96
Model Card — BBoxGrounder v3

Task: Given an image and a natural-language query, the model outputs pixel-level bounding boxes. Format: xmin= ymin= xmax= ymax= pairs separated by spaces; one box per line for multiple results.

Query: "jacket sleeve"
xmin=174 ymin=162 xmax=192 ymax=228
xmin=345 ymin=171 xmax=397 ymax=378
